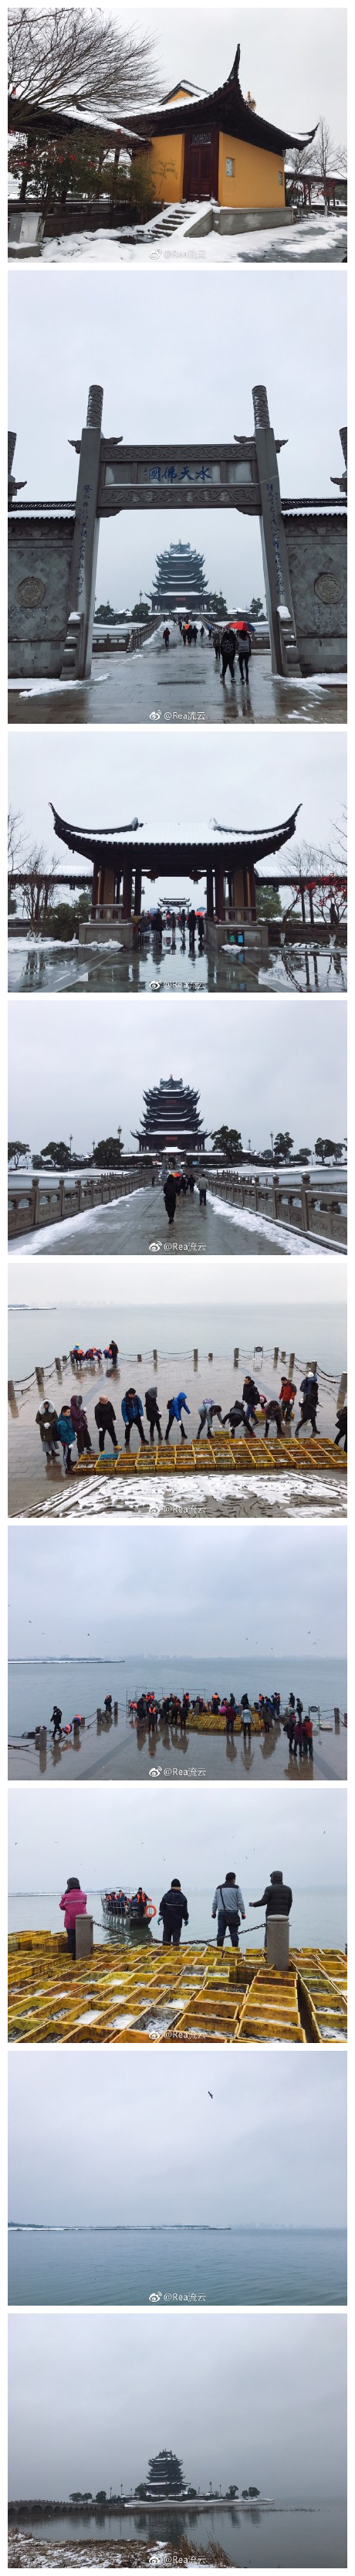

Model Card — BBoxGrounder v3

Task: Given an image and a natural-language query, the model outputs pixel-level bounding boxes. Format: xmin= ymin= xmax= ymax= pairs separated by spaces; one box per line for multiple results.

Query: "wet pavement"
xmin=8 ymin=645 xmax=347 ymax=727
xmin=8 ymin=1705 xmax=347 ymax=1785
xmin=8 ymin=1348 xmax=344 ymax=1521
xmin=8 ymin=931 xmax=347 ymax=998
xmin=12 ymin=1183 xmax=288 ymax=1261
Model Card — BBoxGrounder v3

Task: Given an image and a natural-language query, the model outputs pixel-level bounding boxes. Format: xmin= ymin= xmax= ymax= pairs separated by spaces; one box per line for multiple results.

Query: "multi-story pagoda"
xmin=151 ymin=540 xmax=211 ymax=614
xmin=132 ymin=1076 xmax=206 ymax=1156
xmin=137 ymin=2452 xmax=186 ymax=2498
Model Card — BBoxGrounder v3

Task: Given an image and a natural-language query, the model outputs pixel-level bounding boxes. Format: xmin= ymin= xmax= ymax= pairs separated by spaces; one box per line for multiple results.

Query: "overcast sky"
xmin=9 ymin=268 xmax=347 ymax=604
xmin=8 ymin=2047 xmax=346 ymax=2228
xmin=8 ymin=1777 xmax=347 ymax=1891
xmin=8 ymin=728 xmax=347 ymax=890
xmin=8 ymin=2307 xmax=347 ymax=2500
xmin=8 ymin=1520 xmax=347 ymax=1661
xmin=8 ymin=1249 xmax=346 ymax=1315
xmin=113 ymin=5 xmax=347 ymax=140
xmin=8 ymin=992 xmax=347 ymax=1156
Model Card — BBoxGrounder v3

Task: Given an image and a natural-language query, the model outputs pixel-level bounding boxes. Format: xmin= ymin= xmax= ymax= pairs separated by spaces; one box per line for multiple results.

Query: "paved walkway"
xmin=8 ymin=647 xmax=347 ymax=727
xmin=14 ymin=1185 xmax=288 ymax=1260
xmin=8 ymin=932 xmax=347 ymax=999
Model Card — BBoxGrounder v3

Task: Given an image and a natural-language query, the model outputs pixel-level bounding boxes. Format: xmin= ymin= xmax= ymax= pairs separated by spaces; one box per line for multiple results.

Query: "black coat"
xmin=160 ymin=1887 xmax=188 ymax=1927
xmin=94 ymin=1400 xmax=116 ymax=1434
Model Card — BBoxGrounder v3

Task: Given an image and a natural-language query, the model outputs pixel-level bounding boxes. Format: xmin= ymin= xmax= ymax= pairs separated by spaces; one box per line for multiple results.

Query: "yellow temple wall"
xmin=218 ymin=132 xmax=286 ymax=207
xmin=147 ymin=131 xmax=184 ymax=202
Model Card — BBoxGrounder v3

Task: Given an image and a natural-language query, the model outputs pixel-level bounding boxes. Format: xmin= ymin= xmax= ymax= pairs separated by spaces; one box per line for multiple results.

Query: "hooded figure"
xmin=165 ymin=1393 xmax=191 ymax=1442
xmin=69 ymin=1394 xmax=91 ymax=1454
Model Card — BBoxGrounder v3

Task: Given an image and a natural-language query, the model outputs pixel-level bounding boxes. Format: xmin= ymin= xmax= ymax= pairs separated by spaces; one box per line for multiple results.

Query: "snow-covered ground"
xmin=19 ymin=208 xmax=347 ymax=268
xmin=34 ymin=1469 xmax=347 ymax=1524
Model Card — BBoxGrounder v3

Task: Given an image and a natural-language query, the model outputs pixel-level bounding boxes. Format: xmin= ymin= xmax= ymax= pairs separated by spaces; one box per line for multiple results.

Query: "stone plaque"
xmin=314 ymin=572 xmax=343 ymax=605
xmin=16 ymin=575 xmax=46 ymax=608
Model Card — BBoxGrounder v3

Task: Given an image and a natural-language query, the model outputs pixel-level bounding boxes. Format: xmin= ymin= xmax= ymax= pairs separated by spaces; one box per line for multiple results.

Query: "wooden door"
xmin=183 ymin=127 xmax=219 ymax=200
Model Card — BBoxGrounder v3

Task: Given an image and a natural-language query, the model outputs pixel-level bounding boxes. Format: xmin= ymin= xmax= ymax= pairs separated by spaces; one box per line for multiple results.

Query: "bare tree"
xmin=313 ymin=117 xmax=347 ymax=191
xmin=8 ymin=8 xmax=158 ymax=113
xmin=8 ymin=803 xmax=58 ymax=926
xmin=279 ymin=818 xmax=347 ymax=929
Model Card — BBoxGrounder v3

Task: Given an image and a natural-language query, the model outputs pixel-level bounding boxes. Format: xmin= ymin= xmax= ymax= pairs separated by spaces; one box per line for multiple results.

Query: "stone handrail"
xmin=207 ymin=1166 xmax=347 ymax=1246
xmin=8 ymin=1166 xmax=151 ymax=1237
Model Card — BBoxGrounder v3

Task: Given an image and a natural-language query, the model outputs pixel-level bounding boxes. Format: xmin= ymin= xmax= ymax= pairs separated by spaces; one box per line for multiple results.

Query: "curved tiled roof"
xmin=50 ymin=804 xmax=302 ymax=866
xmin=119 ymin=44 xmax=317 ymax=158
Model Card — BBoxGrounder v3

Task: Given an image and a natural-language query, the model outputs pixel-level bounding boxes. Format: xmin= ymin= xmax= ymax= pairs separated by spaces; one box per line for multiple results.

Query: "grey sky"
xmin=8 ymin=2048 xmax=347 ymax=2228
xmin=8 ymin=1520 xmax=347 ymax=1661
xmin=8 ymin=2308 xmax=347 ymax=2500
xmin=8 ymin=268 xmax=347 ymax=605
xmin=8 ymin=993 xmax=347 ymax=1156
xmin=113 ymin=6 xmax=347 ymax=142
xmin=8 ymin=1248 xmax=346 ymax=1313
xmin=8 ymin=728 xmax=347 ymax=894
xmin=8 ymin=1777 xmax=347 ymax=1891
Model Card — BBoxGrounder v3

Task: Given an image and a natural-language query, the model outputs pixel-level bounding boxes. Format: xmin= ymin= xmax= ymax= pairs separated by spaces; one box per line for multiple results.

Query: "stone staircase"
xmin=115 ymin=200 xmax=202 ymax=247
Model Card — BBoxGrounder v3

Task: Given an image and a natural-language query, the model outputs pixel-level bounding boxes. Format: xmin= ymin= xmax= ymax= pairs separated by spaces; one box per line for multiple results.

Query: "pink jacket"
xmin=59 ymin=1887 xmax=87 ymax=1930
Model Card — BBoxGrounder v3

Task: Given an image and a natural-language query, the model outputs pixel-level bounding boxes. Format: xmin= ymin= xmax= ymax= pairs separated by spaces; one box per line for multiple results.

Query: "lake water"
xmin=8 ymin=1655 xmax=347 ymax=1784
xmin=15 ymin=2500 xmax=347 ymax=2564
xmin=8 ymin=1888 xmax=347 ymax=1951
xmin=8 ymin=1297 xmax=347 ymax=1382
xmin=8 ymin=2222 xmax=347 ymax=2309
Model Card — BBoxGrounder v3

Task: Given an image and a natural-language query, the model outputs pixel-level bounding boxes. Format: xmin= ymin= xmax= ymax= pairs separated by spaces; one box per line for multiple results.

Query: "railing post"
xmin=301 ymin=1183 xmax=309 ymax=1231
xmin=35 ymin=1366 xmax=44 ymax=1386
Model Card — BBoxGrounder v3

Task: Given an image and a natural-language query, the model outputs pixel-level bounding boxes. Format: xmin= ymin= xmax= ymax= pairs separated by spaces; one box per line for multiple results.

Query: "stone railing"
xmin=8 ymin=1165 xmax=151 ymax=1238
xmin=206 ymin=1167 xmax=347 ymax=1247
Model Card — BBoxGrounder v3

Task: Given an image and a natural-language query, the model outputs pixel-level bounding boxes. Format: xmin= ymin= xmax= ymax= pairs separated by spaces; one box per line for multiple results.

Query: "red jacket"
xmin=59 ymin=1887 xmax=87 ymax=1930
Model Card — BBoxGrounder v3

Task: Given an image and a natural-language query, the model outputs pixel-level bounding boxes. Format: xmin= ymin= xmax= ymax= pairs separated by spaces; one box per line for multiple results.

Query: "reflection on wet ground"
xmin=8 ymin=1705 xmax=347 ymax=1784
xmin=14 ymin=1186 xmax=288 ymax=1261
xmin=8 ymin=647 xmax=347 ymax=726
xmin=8 ymin=932 xmax=347 ymax=997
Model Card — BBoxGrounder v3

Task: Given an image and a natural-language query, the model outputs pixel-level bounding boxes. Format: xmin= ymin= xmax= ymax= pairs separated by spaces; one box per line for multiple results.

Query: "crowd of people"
xmin=128 ymin=1687 xmax=315 ymax=1757
xmin=35 ymin=1359 xmax=347 ymax=1471
xmin=58 ymin=1865 xmax=292 ymax=1957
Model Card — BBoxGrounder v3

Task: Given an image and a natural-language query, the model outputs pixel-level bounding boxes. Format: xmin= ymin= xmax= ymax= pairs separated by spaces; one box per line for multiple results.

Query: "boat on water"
xmin=101 ymin=1888 xmax=156 ymax=1929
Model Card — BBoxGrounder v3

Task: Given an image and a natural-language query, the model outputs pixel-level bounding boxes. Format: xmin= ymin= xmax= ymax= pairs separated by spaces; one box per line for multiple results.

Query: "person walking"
xmin=165 ymin=1392 xmax=191 ymax=1442
xmin=50 ymin=1706 xmax=63 ymax=1740
xmin=334 ymin=1403 xmax=347 ymax=1451
xmin=164 ymin=1173 xmax=178 ymax=1227
xmin=264 ymin=1399 xmax=284 ymax=1439
xmin=211 ymin=1871 xmax=245 ymax=1948
xmin=238 ymin=625 xmax=252 ymax=686
xmin=242 ymin=1376 xmax=261 ymax=1427
xmin=120 ymin=1390 xmax=147 ymax=1449
xmin=56 ymin=1406 xmax=76 ymax=1473
xmin=220 ymin=625 xmax=237 ymax=685
xmin=144 ymin=1387 xmax=162 ymax=1444
xmin=108 ymin=1339 xmax=118 ymax=1366
xmin=198 ymin=1176 xmax=207 ymax=1207
xmin=279 ymin=1376 xmax=297 ymax=1421
xmin=59 ymin=1876 xmax=87 ymax=1958
xmin=163 ymin=626 xmax=170 ymax=650
xmin=197 ymin=1399 xmax=222 ymax=1441
xmin=213 ymin=630 xmax=221 ymax=663
xmin=188 ymin=908 xmax=197 ymax=952
xmin=225 ymin=1695 xmax=237 ymax=1736
xmin=94 ymin=1395 xmax=118 ymax=1453
xmin=69 ymin=1394 xmax=91 ymax=1455
xmin=295 ymin=1376 xmax=319 ymax=1437
xmin=158 ymin=1879 xmax=189 ymax=1944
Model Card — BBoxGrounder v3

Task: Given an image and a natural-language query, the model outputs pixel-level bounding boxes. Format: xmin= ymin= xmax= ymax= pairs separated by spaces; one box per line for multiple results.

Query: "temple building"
xmin=8 ymin=37 xmax=316 ymax=222
xmin=117 ymin=41 xmax=316 ymax=212
xmin=151 ymin=541 xmax=211 ymax=614
xmin=137 ymin=2452 xmax=186 ymax=2499
xmin=132 ymin=1077 xmax=207 ymax=1156
xmin=49 ymin=802 xmax=302 ymax=943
